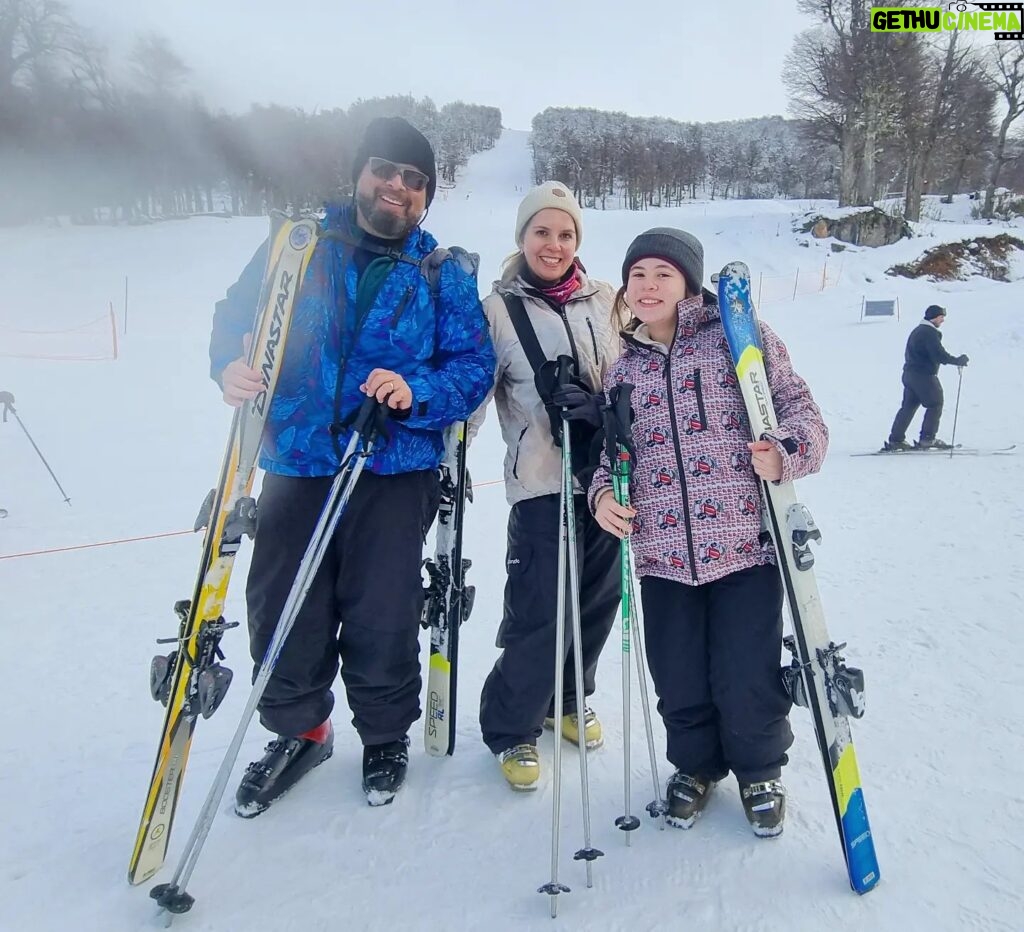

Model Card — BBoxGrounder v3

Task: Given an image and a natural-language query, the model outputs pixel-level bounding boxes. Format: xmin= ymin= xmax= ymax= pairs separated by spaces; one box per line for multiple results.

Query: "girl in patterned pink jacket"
xmin=589 ymin=228 xmax=828 ymax=838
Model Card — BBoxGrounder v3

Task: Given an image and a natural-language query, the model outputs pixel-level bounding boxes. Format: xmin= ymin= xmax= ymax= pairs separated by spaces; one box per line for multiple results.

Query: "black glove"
xmin=0 ymin=391 xmax=14 ymax=406
xmin=550 ymin=384 xmax=602 ymax=428
xmin=954 ymin=355 xmax=969 ymax=367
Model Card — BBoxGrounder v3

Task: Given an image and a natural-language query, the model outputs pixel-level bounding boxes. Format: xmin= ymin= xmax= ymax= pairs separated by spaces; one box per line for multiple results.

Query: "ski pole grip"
xmin=606 ymin=382 xmax=635 ymax=460
xmin=353 ymin=395 xmax=389 ymax=443
xmin=554 ymin=355 xmax=575 ymax=394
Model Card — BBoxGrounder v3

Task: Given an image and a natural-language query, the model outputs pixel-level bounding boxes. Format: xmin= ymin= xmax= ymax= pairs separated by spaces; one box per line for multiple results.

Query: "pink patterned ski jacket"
xmin=588 ymin=292 xmax=828 ymax=587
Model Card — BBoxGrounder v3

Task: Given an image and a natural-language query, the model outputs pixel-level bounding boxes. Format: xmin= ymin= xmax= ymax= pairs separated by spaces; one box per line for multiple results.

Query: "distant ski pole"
xmin=0 ymin=392 xmax=71 ymax=505
xmin=949 ymin=367 xmax=964 ymax=461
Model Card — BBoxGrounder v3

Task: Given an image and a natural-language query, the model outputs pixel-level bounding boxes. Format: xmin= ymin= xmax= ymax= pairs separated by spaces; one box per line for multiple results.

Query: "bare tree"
xmin=129 ymin=32 xmax=190 ymax=97
xmin=0 ymin=0 xmax=78 ymax=95
xmin=983 ymin=39 xmax=1024 ymax=218
xmin=786 ymin=0 xmax=907 ymax=206
xmin=901 ymin=32 xmax=982 ymax=221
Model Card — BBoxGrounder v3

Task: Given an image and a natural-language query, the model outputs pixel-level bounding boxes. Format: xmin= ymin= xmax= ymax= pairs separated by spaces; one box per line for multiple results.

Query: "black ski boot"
xmin=882 ymin=439 xmax=912 ymax=452
xmin=362 ymin=736 xmax=409 ymax=807
xmin=740 ymin=779 xmax=787 ymax=838
xmin=234 ymin=720 xmax=334 ymax=818
xmin=665 ymin=771 xmax=715 ymax=829
xmin=915 ymin=438 xmax=952 ymax=450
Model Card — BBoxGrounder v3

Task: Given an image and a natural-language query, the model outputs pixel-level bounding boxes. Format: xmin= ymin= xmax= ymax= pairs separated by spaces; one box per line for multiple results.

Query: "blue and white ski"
xmin=716 ymin=261 xmax=880 ymax=894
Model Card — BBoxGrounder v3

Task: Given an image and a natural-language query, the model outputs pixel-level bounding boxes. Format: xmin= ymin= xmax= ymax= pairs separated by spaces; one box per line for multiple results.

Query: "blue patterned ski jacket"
xmin=209 ymin=205 xmax=495 ymax=477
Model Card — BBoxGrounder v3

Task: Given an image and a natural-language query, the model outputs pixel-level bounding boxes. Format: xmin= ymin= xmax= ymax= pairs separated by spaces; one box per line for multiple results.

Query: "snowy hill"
xmin=1 ymin=129 xmax=1022 ymax=932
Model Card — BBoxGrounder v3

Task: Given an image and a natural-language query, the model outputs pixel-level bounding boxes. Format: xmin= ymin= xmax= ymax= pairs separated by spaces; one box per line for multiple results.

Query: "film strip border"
xmin=974 ymin=1 xmax=1024 ymax=38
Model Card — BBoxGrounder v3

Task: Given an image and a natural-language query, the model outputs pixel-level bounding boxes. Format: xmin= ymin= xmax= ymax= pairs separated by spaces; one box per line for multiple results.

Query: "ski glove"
xmin=954 ymin=355 xmax=969 ymax=367
xmin=550 ymin=384 xmax=603 ymax=427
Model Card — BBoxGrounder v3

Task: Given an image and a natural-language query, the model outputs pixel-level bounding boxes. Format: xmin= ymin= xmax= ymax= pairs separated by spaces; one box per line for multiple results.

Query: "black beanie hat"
xmin=351 ymin=116 xmax=437 ymax=206
xmin=924 ymin=304 xmax=946 ymax=320
xmin=622 ymin=227 xmax=704 ymax=295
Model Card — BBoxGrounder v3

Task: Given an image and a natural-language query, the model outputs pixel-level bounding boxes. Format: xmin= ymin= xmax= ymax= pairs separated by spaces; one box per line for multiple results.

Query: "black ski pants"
xmin=640 ymin=565 xmax=793 ymax=784
xmin=889 ymin=370 xmax=943 ymax=443
xmin=480 ymin=493 xmax=620 ymax=755
xmin=246 ymin=469 xmax=439 ymax=744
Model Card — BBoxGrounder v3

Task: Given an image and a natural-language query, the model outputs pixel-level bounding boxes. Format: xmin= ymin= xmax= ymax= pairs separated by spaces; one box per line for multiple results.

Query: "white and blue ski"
xmin=716 ymin=261 xmax=880 ymax=895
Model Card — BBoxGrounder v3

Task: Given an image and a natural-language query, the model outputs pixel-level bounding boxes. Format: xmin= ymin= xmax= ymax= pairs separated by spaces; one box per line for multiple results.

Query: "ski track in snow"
xmin=1 ymin=128 xmax=1022 ymax=931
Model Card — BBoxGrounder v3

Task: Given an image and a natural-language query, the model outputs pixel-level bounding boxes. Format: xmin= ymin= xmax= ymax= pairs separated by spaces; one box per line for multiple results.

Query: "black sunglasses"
xmin=367 ymin=156 xmax=430 ymax=193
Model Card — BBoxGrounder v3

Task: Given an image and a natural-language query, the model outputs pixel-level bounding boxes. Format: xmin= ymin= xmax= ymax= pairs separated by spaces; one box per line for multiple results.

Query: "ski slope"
xmin=1 ymin=128 xmax=1022 ymax=932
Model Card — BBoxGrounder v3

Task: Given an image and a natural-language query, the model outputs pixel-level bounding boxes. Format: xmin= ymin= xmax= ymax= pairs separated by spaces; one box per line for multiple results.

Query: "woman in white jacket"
xmin=473 ymin=181 xmax=624 ymax=789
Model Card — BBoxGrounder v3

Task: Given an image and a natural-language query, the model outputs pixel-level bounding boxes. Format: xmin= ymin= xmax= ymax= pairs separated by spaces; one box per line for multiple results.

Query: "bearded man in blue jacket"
xmin=209 ymin=117 xmax=495 ymax=812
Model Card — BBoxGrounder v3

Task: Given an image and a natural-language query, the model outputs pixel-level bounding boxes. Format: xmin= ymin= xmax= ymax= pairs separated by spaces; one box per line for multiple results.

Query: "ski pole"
xmin=539 ymin=430 xmax=571 ymax=917
xmin=560 ymin=379 xmax=602 ymax=889
xmin=0 ymin=392 xmax=71 ymax=505
xmin=150 ymin=397 xmax=386 ymax=922
xmin=603 ymin=384 xmax=667 ymax=837
xmin=949 ymin=367 xmax=964 ymax=460
xmin=612 ymin=449 xmax=638 ymax=845
xmin=605 ymin=385 xmax=639 ymax=845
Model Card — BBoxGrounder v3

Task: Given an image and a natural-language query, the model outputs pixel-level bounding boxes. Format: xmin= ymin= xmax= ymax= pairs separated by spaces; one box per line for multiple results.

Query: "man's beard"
xmin=356 ymin=190 xmax=419 ymax=239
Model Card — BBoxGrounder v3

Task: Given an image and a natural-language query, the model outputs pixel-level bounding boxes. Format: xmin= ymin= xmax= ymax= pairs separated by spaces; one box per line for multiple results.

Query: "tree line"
xmin=5 ymin=0 xmax=1024 ymax=225
xmin=0 ymin=1 xmax=501 ymax=225
xmin=530 ymin=109 xmax=836 ymax=209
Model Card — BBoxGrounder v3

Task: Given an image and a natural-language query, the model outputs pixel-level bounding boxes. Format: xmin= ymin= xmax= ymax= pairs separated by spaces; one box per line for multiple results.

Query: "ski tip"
xmin=717 ymin=260 xmax=750 ymax=280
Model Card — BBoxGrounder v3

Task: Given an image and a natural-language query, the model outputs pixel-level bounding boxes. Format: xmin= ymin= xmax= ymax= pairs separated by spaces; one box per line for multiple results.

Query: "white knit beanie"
xmin=514 ymin=181 xmax=584 ymax=246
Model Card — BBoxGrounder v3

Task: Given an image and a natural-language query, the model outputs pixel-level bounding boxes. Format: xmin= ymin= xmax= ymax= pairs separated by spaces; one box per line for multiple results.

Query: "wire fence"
xmin=0 ymin=303 xmax=119 ymax=361
xmin=756 ymin=258 xmax=844 ymax=306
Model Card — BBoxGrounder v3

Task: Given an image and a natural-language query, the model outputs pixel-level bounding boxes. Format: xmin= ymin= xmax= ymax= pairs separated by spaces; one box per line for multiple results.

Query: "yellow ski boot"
xmin=498 ymin=744 xmax=540 ymax=791
xmin=543 ymin=707 xmax=603 ymax=749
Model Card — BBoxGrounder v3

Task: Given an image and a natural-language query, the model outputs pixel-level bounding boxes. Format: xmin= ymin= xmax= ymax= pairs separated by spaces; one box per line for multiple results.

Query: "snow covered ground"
xmin=1 ymin=129 xmax=1022 ymax=932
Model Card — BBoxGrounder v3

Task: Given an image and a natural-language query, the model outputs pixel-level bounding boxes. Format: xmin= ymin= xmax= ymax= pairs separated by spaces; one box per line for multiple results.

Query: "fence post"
xmin=109 ymin=301 xmax=119 ymax=360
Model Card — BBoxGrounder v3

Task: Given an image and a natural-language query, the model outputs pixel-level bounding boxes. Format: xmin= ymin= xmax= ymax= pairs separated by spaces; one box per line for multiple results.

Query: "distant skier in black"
xmin=884 ymin=305 xmax=968 ymax=451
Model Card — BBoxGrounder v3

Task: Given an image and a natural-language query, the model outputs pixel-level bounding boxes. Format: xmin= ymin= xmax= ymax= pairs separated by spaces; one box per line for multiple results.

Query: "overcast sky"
xmin=62 ymin=0 xmax=809 ymax=128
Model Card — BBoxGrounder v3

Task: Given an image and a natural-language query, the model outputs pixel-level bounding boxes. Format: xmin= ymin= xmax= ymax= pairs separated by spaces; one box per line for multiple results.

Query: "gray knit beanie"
xmin=622 ymin=228 xmax=704 ymax=295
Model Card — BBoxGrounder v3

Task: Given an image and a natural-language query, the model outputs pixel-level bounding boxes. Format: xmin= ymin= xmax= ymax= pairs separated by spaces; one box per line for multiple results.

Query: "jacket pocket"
xmin=694 ymin=368 xmax=708 ymax=431
xmin=512 ymin=423 xmax=529 ymax=479
xmin=586 ymin=317 xmax=600 ymax=369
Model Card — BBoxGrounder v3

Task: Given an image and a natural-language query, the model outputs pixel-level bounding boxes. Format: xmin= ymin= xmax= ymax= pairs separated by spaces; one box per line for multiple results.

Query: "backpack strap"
xmin=500 ymin=293 xmax=550 ymax=380
xmin=322 ymin=228 xmax=478 ymax=298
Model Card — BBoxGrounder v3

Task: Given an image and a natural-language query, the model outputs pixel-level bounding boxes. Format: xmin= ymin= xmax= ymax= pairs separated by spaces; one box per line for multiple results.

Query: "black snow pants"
xmin=479 ymin=493 xmax=620 ymax=755
xmin=889 ymin=370 xmax=944 ymax=444
xmin=640 ymin=565 xmax=793 ymax=784
xmin=246 ymin=469 xmax=439 ymax=744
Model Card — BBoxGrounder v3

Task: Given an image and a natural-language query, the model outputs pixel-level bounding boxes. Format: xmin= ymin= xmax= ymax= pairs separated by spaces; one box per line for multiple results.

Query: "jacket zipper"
xmin=586 ymin=317 xmax=599 ymax=369
xmin=331 ymin=294 xmax=377 ymax=465
xmin=663 ymin=350 xmax=699 ymax=583
xmin=556 ymin=307 xmax=580 ymax=374
xmin=390 ymin=286 xmax=414 ymax=327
